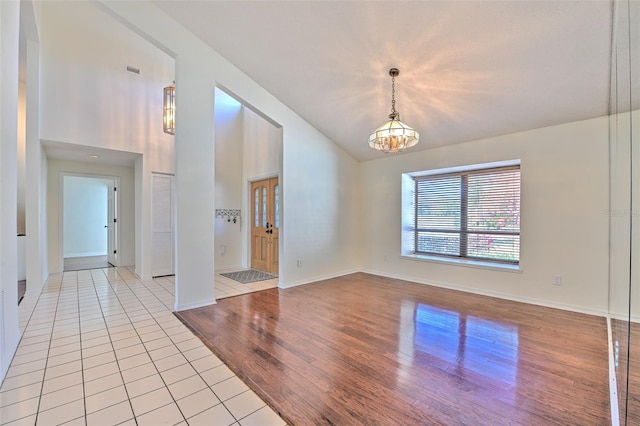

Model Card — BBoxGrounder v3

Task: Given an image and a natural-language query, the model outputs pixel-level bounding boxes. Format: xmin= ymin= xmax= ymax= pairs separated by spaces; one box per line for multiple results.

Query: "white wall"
xmin=102 ymin=1 xmax=361 ymax=307
xmin=39 ymin=1 xmax=174 ymax=279
xmin=28 ymin=142 xmax=47 ymax=293
xmin=0 ymin=0 xmax=21 ymax=383
xmin=24 ymin=7 xmax=47 ymax=297
xmin=630 ymin=2 xmax=640 ymax=325
xmin=214 ymin=89 xmax=244 ymax=269
xmin=17 ymin=80 xmax=25 ymax=234
xmin=280 ymin=122 xmax=361 ymax=286
xmin=609 ymin=110 xmax=633 ymax=320
xmin=63 ymin=176 xmax=110 ymax=257
xmin=360 ymin=116 xmax=610 ymax=315
xmin=242 ymin=108 xmax=282 ymax=184
xmin=608 ymin=0 xmax=640 ymax=324
xmin=47 ymin=159 xmax=135 ymax=272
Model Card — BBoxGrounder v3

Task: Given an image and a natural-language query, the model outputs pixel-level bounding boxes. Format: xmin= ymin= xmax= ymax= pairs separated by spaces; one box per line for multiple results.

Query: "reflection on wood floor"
xmin=178 ymin=272 xmax=610 ymax=425
xmin=612 ymin=318 xmax=640 ymax=424
xmin=63 ymin=255 xmax=112 ymax=271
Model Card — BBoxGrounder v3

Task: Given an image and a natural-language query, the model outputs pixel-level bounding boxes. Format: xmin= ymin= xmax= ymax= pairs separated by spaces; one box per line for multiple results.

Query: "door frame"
xmin=246 ymin=173 xmax=281 ymax=276
xmin=106 ymin=180 xmax=117 ymax=266
xmin=58 ymin=172 xmax=120 ymax=272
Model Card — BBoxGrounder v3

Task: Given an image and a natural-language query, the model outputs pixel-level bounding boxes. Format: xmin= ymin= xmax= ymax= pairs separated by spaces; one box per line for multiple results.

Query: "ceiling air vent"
xmin=126 ymin=65 xmax=140 ymax=75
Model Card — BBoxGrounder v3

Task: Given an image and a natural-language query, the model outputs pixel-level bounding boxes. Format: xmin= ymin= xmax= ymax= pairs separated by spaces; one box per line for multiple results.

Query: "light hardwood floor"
xmin=178 ymin=272 xmax=611 ymax=425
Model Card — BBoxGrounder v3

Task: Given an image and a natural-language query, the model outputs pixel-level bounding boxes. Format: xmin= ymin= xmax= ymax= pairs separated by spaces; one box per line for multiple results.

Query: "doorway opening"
xmin=61 ymin=174 xmax=119 ymax=271
xmin=213 ymin=86 xmax=283 ymax=282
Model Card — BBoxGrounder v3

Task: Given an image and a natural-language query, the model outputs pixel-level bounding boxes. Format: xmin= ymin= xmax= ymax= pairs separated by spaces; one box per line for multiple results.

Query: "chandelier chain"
xmin=391 ymin=74 xmax=396 ymax=115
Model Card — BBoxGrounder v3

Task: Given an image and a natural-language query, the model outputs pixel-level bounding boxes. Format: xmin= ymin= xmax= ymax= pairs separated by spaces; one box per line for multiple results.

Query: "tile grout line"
xmin=120 ymin=270 xmax=192 ymax=423
xmin=100 ymin=267 xmax=188 ymax=423
xmin=83 ymin=269 xmax=124 ymax=424
xmin=76 ymin=271 xmax=89 ymax=426
xmin=2 ymin=268 xmax=281 ymax=426
xmin=32 ymin=274 xmax=66 ymax=425
xmin=117 ymin=269 xmax=242 ymax=424
xmin=92 ymin=267 xmax=140 ymax=425
xmin=142 ymin=271 xmax=249 ymax=423
xmin=58 ymin=272 xmax=88 ymax=424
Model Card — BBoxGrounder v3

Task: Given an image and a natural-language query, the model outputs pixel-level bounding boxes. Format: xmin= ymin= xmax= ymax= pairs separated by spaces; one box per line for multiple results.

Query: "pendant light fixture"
xmin=369 ymin=68 xmax=419 ymax=153
xmin=163 ymin=82 xmax=175 ymax=135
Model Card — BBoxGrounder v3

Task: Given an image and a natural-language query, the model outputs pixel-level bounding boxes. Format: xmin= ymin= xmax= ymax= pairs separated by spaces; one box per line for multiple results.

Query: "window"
xmin=413 ymin=165 xmax=520 ymax=264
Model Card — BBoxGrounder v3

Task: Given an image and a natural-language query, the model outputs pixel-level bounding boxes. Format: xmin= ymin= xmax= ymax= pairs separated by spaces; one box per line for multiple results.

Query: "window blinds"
xmin=414 ymin=166 xmax=520 ymax=264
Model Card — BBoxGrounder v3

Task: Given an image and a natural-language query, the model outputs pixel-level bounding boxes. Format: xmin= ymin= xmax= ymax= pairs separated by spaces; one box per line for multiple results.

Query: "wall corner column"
xmin=173 ymin=57 xmax=216 ymax=311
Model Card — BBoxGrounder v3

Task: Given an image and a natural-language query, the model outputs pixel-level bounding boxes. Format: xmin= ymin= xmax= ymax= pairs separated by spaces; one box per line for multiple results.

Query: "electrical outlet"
xmin=297 ymin=259 xmax=302 ymax=268
xmin=553 ymin=275 xmax=562 ymax=286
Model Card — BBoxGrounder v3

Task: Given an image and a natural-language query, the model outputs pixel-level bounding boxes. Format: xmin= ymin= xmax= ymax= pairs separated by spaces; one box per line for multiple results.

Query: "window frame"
xmin=411 ymin=164 xmax=521 ymax=266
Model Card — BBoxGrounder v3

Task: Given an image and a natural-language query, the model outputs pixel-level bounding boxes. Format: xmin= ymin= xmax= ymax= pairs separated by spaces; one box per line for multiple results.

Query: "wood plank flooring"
xmin=177 ymin=273 xmax=610 ymax=425
xmin=629 ymin=321 xmax=640 ymax=425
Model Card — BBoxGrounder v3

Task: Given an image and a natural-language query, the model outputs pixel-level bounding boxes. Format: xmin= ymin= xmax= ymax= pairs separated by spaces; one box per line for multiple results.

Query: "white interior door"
xmin=107 ymin=181 xmax=117 ymax=266
xmin=152 ymin=173 xmax=175 ymax=277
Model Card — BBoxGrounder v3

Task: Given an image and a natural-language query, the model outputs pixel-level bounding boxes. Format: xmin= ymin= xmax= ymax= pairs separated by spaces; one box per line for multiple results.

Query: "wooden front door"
xmin=251 ymin=177 xmax=279 ymax=274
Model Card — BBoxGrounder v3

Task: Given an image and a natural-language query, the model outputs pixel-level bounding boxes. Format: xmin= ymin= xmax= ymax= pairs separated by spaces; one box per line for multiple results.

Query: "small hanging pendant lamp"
xmin=368 ymin=68 xmax=419 ymax=153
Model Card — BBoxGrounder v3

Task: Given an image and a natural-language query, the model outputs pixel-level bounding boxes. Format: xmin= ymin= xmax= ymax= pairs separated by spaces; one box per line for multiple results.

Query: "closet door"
xmin=151 ymin=173 xmax=175 ymax=277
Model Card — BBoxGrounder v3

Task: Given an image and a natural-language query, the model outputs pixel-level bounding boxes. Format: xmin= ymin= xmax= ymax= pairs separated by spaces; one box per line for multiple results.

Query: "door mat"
xmin=220 ymin=269 xmax=277 ymax=284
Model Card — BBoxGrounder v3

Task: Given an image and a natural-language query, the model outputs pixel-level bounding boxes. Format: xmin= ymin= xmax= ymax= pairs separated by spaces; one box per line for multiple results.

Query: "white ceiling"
xmin=158 ymin=1 xmax=612 ymax=162
xmin=42 ymin=140 xmax=140 ymax=167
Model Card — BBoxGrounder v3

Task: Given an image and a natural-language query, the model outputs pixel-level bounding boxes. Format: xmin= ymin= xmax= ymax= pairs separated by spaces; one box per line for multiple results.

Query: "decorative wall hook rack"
xmin=215 ymin=209 xmax=241 ymax=223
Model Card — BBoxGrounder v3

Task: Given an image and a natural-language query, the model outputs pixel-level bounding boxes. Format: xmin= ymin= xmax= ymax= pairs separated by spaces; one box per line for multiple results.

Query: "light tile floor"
xmin=157 ymin=269 xmax=278 ymax=301
xmin=212 ymin=269 xmax=278 ymax=300
xmin=1 ymin=267 xmax=283 ymax=426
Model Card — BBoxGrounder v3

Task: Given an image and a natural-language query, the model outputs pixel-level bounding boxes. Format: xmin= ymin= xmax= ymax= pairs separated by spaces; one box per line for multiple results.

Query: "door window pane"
xmin=254 ymin=188 xmax=259 ymax=227
xmin=274 ymin=184 xmax=280 ymax=228
xmin=262 ymin=187 xmax=267 ymax=227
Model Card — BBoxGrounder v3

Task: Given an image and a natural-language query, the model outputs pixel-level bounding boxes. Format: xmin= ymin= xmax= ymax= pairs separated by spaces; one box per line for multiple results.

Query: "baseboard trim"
xmin=64 ymin=252 xmax=107 ymax=258
xmin=279 ymin=269 xmax=360 ymax=289
xmin=609 ymin=311 xmax=640 ymax=324
xmin=174 ymin=298 xmax=217 ymax=312
xmin=361 ymin=269 xmax=608 ymax=318
xmin=215 ymin=265 xmax=244 ymax=272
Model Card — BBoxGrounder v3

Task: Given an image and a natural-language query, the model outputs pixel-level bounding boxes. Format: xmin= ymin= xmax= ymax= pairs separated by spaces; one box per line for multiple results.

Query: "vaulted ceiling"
xmin=155 ymin=1 xmax=613 ymax=162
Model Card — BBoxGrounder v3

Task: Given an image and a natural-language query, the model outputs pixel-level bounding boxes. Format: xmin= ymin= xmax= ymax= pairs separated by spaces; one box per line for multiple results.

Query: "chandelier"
xmin=369 ymin=68 xmax=419 ymax=153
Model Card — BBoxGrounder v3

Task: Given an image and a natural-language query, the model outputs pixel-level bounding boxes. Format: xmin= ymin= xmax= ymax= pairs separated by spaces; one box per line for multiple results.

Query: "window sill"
xmin=400 ymin=254 xmax=522 ymax=273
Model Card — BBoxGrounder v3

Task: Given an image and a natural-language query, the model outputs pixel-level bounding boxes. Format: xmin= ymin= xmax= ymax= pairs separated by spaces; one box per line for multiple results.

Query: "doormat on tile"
xmin=220 ymin=269 xmax=277 ymax=284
